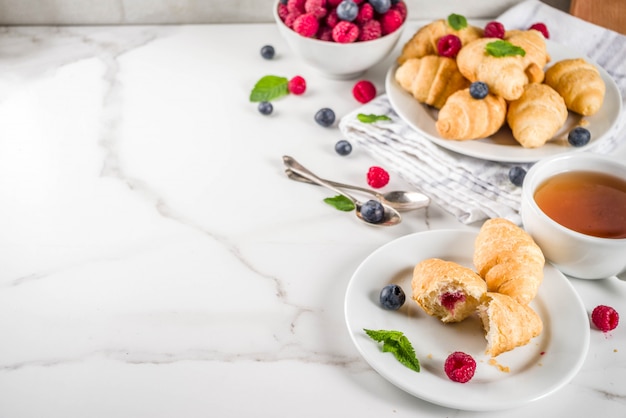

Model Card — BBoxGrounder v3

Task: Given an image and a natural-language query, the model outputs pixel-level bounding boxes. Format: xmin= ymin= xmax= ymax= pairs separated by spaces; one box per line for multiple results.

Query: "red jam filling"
xmin=440 ymin=291 xmax=466 ymax=313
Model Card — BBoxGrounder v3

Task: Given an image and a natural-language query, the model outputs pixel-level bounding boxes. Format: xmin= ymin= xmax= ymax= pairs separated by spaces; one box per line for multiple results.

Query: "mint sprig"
xmin=324 ymin=195 xmax=355 ymax=211
xmin=485 ymin=40 xmax=526 ymax=57
xmin=364 ymin=329 xmax=421 ymax=372
xmin=249 ymin=75 xmax=289 ymax=102
xmin=447 ymin=13 xmax=468 ymax=30
xmin=357 ymin=113 xmax=391 ymax=124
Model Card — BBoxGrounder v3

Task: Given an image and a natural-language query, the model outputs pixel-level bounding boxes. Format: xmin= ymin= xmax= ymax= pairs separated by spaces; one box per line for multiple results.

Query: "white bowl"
xmin=521 ymin=153 xmax=626 ymax=279
xmin=273 ymin=1 xmax=405 ymax=80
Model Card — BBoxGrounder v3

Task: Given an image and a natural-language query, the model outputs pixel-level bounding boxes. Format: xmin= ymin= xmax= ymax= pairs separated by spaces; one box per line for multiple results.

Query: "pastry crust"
xmin=436 ymin=88 xmax=507 ymax=140
xmin=545 ymin=58 xmax=606 ymax=116
xmin=477 ymin=292 xmax=543 ymax=357
xmin=507 ymin=83 xmax=568 ymax=148
xmin=411 ymin=258 xmax=487 ymax=323
xmin=395 ymin=56 xmax=470 ymax=109
xmin=397 ymin=19 xmax=483 ymax=64
xmin=473 ymin=218 xmax=545 ymax=305
xmin=505 ymin=29 xmax=551 ymax=83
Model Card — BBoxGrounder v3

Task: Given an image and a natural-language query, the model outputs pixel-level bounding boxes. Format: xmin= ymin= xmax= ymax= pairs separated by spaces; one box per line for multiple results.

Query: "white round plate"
xmin=385 ymin=40 xmax=622 ymax=163
xmin=344 ymin=229 xmax=590 ymax=411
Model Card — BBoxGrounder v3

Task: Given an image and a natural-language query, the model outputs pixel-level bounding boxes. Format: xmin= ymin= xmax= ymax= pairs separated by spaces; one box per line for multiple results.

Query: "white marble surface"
xmin=0 ymin=20 xmax=625 ymax=418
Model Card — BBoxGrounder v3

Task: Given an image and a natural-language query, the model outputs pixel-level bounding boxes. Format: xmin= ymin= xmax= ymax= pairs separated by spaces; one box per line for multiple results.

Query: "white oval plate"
xmin=344 ymin=230 xmax=590 ymax=411
xmin=385 ymin=40 xmax=622 ymax=163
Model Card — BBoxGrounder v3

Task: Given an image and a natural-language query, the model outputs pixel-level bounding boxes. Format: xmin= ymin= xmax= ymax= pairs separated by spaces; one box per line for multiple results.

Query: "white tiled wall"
xmin=0 ymin=0 xmax=570 ymax=25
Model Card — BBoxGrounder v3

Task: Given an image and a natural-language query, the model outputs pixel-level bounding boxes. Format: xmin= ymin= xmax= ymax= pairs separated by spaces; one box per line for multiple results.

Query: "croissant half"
xmin=395 ymin=56 xmax=470 ymax=109
xmin=436 ymin=88 xmax=507 ymax=140
xmin=545 ymin=58 xmax=606 ymax=116
xmin=507 ymin=83 xmax=568 ymax=148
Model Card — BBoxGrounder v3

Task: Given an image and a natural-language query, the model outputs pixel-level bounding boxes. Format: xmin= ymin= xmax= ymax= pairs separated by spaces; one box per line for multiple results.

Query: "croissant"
xmin=397 ymin=19 xmax=483 ymax=64
xmin=473 ymin=218 xmax=545 ymax=305
xmin=505 ymin=29 xmax=551 ymax=83
xmin=456 ymin=37 xmax=530 ymax=101
xmin=544 ymin=58 xmax=606 ymax=116
xmin=477 ymin=292 xmax=543 ymax=357
xmin=435 ymin=88 xmax=507 ymax=140
xmin=506 ymin=83 xmax=568 ymax=148
xmin=412 ymin=258 xmax=487 ymax=323
xmin=395 ymin=56 xmax=470 ymax=109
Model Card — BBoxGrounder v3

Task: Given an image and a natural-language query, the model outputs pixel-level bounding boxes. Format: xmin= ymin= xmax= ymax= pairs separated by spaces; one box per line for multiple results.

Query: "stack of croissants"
xmin=395 ymin=18 xmax=606 ymax=148
xmin=412 ymin=218 xmax=545 ymax=358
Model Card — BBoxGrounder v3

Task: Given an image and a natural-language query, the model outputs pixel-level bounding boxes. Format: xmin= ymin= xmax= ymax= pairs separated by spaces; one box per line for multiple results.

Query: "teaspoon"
xmin=284 ymin=168 xmax=430 ymax=212
xmin=282 ymin=155 xmax=402 ymax=227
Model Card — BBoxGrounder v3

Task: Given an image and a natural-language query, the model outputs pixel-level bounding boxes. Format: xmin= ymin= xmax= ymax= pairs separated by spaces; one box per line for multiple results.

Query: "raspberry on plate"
xmin=437 ymin=34 xmax=462 ymax=58
xmin=484 ymin=21 xmax=505 ymax=39
xmin=353 ymin=80 xmax=377 ymax=103
xmin=288 ymin=75 xmax=307 ymax=95
xmin=529 ymin=22 xmax=550 ymax=38
xmin=444 ymin=351 xmax=476 ymax=383
xmin=591 ymin=305 xmax=619 ymax=332
xmin=367 ymin=166 xmax=390 ymax=189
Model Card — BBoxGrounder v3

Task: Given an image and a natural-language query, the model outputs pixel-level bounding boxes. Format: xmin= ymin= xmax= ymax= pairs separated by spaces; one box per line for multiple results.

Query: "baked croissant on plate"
xmin=397 ymin=19 xmax=483 ymax=64
xmin=473 ymin=218 xmax=545 ymax=305
xmin=411 ymin=258 xmax=487 ymax=323
xmin=477 ymin=292 xmax=543 ymax=357
xmin=395 ymin=56 xmax=470 ymax=109
xmin=435 ymin=88 xmax=507 ymax=140
xmin=507 ymin=83 xmax=568 ymax=148
xmin=505 ymin=29 xmax=551 ymax=83
xmin=456 ymin=37 xmax=530 ymax=101
xmin=545 ymin=58 xmax=606 ymax=116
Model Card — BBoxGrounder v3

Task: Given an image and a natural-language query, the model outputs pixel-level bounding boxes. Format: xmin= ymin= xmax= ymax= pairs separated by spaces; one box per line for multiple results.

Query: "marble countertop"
xmin=0 ymin=21 xmax=624 ymax=417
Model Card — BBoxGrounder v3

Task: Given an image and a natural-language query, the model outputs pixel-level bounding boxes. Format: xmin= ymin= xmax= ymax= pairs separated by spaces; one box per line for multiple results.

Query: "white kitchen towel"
xmin=338 ymin=0 xmax=626 ymax=225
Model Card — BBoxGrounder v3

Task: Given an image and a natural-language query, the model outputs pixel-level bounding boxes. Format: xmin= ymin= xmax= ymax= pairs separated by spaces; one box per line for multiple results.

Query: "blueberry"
xmin=360 ymin=199 xmax=384 ymax=223
xmin=568 ymin=127 xmax=591 ymax=147
xmin=258 ymin=101 xmax=273 ymax=115
xmin=380 ymin=284 xmax=406 ymax=310
xmin=315 ymin=108 xmax=336 ymax=127
xmin=335 ymin=140 xmax=352 ymax=156
xmin=260 ymin=45 xmax=275 ymax=59
xmin=469 ymin=81 xmax=489 ymax=99
xmin=279 ymin=0 xmax=288 ymax=4
xmin=508 ymin=166 xmax=527 ymax=187
xmin=369 ymin=0 xmax=391 ymax=14
xmin=337 ymin=0 xmax=358 ymax=21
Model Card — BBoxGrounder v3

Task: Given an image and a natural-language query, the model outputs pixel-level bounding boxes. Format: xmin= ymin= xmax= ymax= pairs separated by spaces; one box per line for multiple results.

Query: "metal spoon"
xmin=282 ymin=155 xmax=402 ymax=227
xmin=284 ymin=168 xmax=430 ymax=212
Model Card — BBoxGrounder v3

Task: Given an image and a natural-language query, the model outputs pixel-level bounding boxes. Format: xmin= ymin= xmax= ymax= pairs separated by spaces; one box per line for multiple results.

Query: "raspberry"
xmin=484 ymin=21 xmax=505 ymax=39
xmin=437 ymin=34 xmax=462 ymax=58
xmin=391 ymin=1 xmax=407 ymax=20
xmin=287 ymin=0 xmax=307 ymax=14
xmin=327 ymin=0 xmax=343 ymax=6
xmin=305 ymin=0 xmax=327 ymax=19
xmin=591 ymin=305 xmax=619 ymax=332
xmin=288 ymin=76 xmax=307 ymax=95
xmin=325 ymin=8 xmax=339 ymax=28
xmin=332 ymin=21 xmax=360 ymax=43
xmin=278 ymin=3 xmax=290 ymax=21
xmin=358 ymin=19 xmax=382 ymax=41
xmin=293 ymin=13 xmax=320 ymax=37
xmin=353 ymin=80 xmax=377 ymax=103
xmin=318 ymin=25 xmax=334 ymax=41
xmin=355 ymin=3 xmax=374 ymax=24
xmin=444 ymin=352 xmax=476 ymax=383
xmin=367 ymin=166 xmax=390 ymax=189
xmin=529 ymin=22 xmax=550 ymax=39
xmin=380 ymin=9 xmax=403 ymax=35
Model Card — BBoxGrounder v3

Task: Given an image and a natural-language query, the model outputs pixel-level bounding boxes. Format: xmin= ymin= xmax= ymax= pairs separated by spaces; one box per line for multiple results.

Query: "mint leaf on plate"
xmin=324 ymin=195 xmax=355 ymax=211
xmin=447 ymin=13 xmax=468 ymax=30
xmin=485 ymin=40 xmax=526 ymax=57
xmin=364 ymin=329 xmax=421 ymax=372
xmin=357 ymin=113 xmax=391 ymax=124
xmin=249 ymin=75 xmax=289 ymax=102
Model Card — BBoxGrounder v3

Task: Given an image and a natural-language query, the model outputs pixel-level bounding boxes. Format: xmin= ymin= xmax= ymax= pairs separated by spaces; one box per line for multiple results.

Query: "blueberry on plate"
xmin=508 ymin=166 xmax=527 ymax=187
xmin=380 ymin=284 xmax=406 ymax=310
xmin=335 ymin=140 xmax=352 ymax=156
xmin=260 ymin=45 xmax=275 ymax=59
xmin=360 ymin=199 xmax=384 ymax=224
xmin=258 ymin=101 xmax=273 ymax=115
xmin=568 ymin=127 xmax=591 ymax=147
xmin=315 ymin=108 xmax=336 ymax=127
xmin=469 ymin=81 xmax=489 ymax=99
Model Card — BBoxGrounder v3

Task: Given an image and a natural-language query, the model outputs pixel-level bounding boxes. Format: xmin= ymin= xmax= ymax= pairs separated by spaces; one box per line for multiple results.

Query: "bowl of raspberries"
xmin=274 ymin=0 xmax=407 ymax=79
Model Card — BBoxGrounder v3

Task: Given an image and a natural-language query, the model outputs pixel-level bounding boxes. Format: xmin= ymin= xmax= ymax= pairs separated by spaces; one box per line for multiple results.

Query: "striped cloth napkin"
xmin=338 ymin=0 xmax=626 ymax=225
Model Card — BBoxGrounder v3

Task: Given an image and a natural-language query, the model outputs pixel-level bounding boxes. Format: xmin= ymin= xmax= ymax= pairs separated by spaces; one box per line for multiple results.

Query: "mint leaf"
xmin=364 ymin=329 xmax=421 ymax=372
xmin=447 ymin=13 xmax=468 ymax=30
xmin=357 ymin=113 xmax=392 ymax=124
xmin=324 ymin=195 xmax=355 ymax=211
xmin=249 ymin=75 xmax=289 ymax=102
xmin=485 ymin=40 xmax=526 ymax=57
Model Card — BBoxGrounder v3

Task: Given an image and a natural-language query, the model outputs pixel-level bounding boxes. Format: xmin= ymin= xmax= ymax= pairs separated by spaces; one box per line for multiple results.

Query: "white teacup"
xmin=521 ymin=153 xmax=626 ymax=279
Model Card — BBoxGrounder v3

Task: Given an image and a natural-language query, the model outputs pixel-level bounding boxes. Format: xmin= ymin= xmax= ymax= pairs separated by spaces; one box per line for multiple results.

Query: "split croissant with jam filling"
xmin=473 ymin=218 xmax=545 ymax=305
xmin=411 ymin=258 xmax=487 ymax=323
